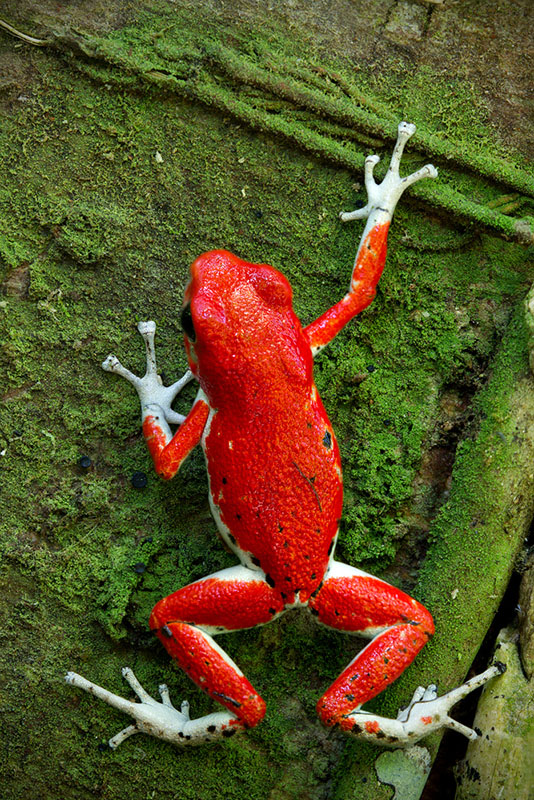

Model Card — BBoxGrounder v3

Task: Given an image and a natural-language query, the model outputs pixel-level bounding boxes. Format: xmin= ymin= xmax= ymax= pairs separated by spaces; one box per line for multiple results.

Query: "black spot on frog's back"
xmin=323 ymin=430 xmax=332 ymax=449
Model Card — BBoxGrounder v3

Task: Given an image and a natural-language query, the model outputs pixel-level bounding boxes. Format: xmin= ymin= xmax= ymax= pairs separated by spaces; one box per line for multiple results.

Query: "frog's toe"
xmin=397 ymin=120 xmax=416 ymax=139
xmin=101 ymin=354 xmax=142 ymax=387
xmin=401 ymin=163 xmax=438 ymax=189
xmin=121 ymin=666 xmax=154 ymax=703
xmin=109 ymin=724 xmax=139 ymax=749
xmin=138 ymin=320 xmax=156 ymax=336
xmin=179 ymin=699 xmax=191 ymax=719
xmin=396 ymin=684 xmax=437 ymax=722
xmin=102 ymin=354 xmax=120 ymax=372
xmin=421 ymin=684 xmax=438 ymax=701
xmin=158 ymin=683 xmax=176 ymax=708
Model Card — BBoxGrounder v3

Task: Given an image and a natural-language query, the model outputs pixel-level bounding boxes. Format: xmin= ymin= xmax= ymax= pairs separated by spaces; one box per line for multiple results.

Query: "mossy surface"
xmin=1 ymin=3 xmax=533 ymax=799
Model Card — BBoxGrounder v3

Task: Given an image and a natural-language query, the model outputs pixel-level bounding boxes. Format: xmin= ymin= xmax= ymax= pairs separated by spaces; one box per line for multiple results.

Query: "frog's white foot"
xmin=103 ymin=320 xmax=194 ymax=425
xmin=65 ymin=667 xmax=243 ymax=747
xmin=345 ymin=663 xmax=505 ymax=746
xmin=340 ymin=121 xmax=437 ymax=223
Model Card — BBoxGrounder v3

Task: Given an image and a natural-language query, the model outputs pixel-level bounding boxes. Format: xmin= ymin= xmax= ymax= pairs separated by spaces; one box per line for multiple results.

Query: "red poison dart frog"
xmin=66 ymin=123 xmax=504 ymax=748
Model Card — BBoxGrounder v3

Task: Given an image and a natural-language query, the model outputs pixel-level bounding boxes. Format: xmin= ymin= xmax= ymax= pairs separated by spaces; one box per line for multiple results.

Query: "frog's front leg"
xmin=103 ymin=321 xmax=194 ymax=425
xmin=309 ymin=561 xmax=505 ymax=745
xmin=305 ymin=121 xmax=438 ymax=354
xmin=103 ymin=321 xmax=209 ymax=479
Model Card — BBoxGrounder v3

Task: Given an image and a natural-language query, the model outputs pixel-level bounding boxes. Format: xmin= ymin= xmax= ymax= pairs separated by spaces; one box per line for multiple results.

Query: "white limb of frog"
xmin=102 ymin=320 xmax=194 ymax=428
xmin=344 ymin=663 xmax=506 ymax=746
xmin=340 ymin=121 xmax=437 ymax=272
xmin=65 ymin=668 xmax=242 ymax=747
xmin=340 ymin=121 xmax=437 ymax=224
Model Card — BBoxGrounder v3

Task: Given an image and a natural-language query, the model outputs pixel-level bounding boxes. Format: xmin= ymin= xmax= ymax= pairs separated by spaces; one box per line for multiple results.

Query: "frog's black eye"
xmin=180 ymin=303 xmax=196 ymax=341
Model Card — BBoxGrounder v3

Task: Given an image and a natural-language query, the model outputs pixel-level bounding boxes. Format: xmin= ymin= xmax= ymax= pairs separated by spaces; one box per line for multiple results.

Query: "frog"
xmin=66 ymin=122 xmax=504 ymax=748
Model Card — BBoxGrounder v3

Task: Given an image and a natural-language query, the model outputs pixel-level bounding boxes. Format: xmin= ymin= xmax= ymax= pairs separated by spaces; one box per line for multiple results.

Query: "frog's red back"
xmin=185 ymin=250 xmax=343 ymax=602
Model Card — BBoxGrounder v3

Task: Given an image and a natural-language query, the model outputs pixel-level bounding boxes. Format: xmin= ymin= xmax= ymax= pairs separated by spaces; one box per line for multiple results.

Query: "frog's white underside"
xmin=68 ymin=122 xmax=504 ymax=748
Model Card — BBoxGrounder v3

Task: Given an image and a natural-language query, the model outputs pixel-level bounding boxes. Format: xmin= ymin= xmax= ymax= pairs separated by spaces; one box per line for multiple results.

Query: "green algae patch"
xmin=1 ymin=5 xmax=534 ymax=800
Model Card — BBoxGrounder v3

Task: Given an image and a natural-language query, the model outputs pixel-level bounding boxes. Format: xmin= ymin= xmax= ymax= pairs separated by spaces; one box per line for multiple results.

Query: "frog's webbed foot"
xmin=65 ymin=667 xmax=243 ymax=747
xmin=103 ymin=321 xmax=194 ymax=425
xmin=340 ymin=121 xmax=437 ymax=223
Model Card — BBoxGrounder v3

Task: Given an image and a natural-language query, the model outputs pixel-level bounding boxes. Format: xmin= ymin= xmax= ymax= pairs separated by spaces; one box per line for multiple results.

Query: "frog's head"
xmin=181 ymin=250 xmax=307 ymax=396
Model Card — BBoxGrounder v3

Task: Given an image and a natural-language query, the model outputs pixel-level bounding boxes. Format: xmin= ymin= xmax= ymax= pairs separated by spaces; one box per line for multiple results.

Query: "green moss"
xmin=1 ymin=5 xmax=533 ymax=800
xmin=334 ymin=298 xmax=534 ymax=800
xmin=41 ymin=19 xmax=534 ymax=244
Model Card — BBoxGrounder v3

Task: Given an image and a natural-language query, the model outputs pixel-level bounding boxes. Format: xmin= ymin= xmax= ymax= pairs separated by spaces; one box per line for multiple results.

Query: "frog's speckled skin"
xmin=66 ymin=122 xmax=504 ymax=748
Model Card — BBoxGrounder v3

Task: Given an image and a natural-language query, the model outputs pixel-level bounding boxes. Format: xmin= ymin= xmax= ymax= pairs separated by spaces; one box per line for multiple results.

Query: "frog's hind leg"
xmin=67 ymin=565 xmax=285 ymax=747
xmin=148 ymin=564 xmax=286 ymax=740
xmin=309 ymin=561 xmax=503 ymax=746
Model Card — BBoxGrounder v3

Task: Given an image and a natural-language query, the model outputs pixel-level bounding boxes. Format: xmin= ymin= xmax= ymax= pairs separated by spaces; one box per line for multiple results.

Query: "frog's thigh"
xmin=149 ymin=565 xmax=285 ymax=727
xmin=308 ymin=561 xmax=434 ymax=728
